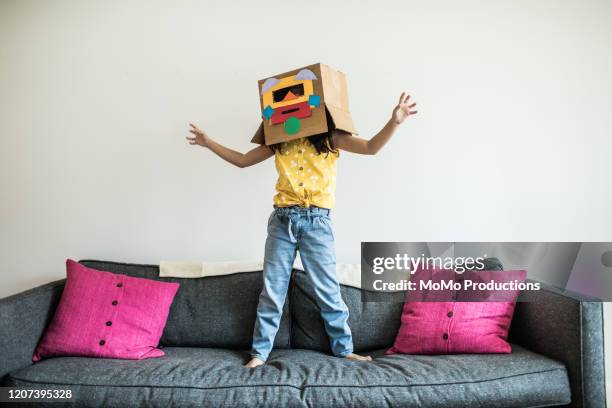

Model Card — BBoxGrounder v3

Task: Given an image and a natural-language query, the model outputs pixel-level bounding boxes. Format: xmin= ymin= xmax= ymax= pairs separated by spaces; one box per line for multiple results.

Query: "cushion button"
xmin=116 ymin=283 xmax=123 ymax=288
xmin=442 ymin=333 xmax=449 ymax=340
xmin=299 ymin=182 xmax=303 ymax=187
xmin=112 ymin=300 xmax=118 ymax=306
xmin=106 ymin=321 xmax=112 ymax=326
xmin=447 ymin=311 xmax=453 ymax=318
xmin=99 ymin=340 xmax=106 ymax=346
xmin=299 ymin=167 xmax=303 ymax=171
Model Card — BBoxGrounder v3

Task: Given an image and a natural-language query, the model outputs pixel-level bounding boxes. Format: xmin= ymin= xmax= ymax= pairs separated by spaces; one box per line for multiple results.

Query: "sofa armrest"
xmin=508 ymin=280 xmax=606 ymax=408
xmin=0 ymin=279 xmax=65 ymax=383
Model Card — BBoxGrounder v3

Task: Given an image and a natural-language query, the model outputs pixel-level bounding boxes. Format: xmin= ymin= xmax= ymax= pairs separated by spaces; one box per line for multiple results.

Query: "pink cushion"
xmin=387 ymin=270 xmax=526 ymax=355
xmin=33 ymin=259 xmax=179 ymax=361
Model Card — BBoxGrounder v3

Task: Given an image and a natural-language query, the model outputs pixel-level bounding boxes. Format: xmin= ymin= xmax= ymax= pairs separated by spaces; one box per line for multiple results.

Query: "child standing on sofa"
xmin=186 ymin=92 xmax=417 ymax=368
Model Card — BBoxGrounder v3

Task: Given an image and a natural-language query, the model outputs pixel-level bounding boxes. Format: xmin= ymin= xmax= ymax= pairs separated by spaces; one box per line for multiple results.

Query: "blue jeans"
xmin=250 ymin=206 xmax=353 ymax=361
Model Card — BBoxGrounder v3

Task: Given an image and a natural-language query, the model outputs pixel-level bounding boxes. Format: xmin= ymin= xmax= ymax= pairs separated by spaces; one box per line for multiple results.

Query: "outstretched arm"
xmin=186 ymin=123 xmax=274 ymax=168
xmin=334 ymin=92 xmax=417 ymax=155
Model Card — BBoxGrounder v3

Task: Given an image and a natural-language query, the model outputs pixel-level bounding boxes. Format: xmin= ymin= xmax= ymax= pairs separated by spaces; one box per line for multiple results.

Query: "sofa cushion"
xmin=387 ymin=269 xmax=526 ymax=355
xmin=290 ymin=270 xmax=405 ymax=352
xmin=6 ymin=345 xmax=570 ymax=407
xmin=79 ymin=260 xmax=290 ymax=349
xmin=33 ymin=260 xmax=179 ymax=362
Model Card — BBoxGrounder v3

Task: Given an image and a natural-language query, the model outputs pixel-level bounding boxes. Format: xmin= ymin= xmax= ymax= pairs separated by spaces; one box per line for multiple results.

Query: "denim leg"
xmin=250 ymin=212 xmax=297 ymax=361
xmin=298 ymin=215 xmax=353 ymax=357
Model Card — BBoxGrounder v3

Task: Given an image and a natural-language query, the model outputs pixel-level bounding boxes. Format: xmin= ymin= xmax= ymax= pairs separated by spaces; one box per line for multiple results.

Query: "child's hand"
xmin=392 ymin=92 xmax=418 ymax=125
xmin=186 ymin=123 xmax=209 ymax=147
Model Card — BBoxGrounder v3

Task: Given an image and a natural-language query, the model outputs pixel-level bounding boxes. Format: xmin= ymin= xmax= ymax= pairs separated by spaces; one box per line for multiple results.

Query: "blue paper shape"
xmin=309 ymin=95 xmax=320 ymax=107
xmin=262 ymin=105 xmax=274 ymax=120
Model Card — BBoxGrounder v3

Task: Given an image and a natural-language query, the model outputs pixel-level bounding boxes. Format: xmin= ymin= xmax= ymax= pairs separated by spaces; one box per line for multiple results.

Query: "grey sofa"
xmin=0 ymin=260 xmax=606 ymax=407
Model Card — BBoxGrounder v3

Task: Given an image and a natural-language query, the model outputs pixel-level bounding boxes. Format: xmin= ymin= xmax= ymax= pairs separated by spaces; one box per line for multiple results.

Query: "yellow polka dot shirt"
xmin=273 ymin=137 xmax=339 ymax=209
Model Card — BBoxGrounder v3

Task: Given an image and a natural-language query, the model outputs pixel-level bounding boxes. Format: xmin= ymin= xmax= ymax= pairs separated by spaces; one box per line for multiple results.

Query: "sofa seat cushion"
xmin=7 ymin=345 xmax=570 ymax=407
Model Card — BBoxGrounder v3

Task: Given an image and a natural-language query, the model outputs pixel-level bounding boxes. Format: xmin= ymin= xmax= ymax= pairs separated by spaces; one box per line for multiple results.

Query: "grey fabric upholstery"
xmin=509 ymin=282 xmax=606 ymax=408
xmin=290 ymin=270 xmax=405 ymax=353
xmin=6 ymin=345 xmax=570 ymax=408
xmin=79 ymin=260 xmax=291 ymax=349
xmin=0 ymin=279 xmax=65 ymax=383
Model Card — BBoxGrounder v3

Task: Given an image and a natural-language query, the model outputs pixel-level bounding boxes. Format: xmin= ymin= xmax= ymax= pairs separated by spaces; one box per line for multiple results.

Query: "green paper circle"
xmin=284 ymin=117 xmax=301 ymax=135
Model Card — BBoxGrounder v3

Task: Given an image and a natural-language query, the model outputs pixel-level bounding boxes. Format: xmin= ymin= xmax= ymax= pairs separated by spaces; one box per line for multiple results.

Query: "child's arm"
xmin=334 ymin=92 xmax=417 ymax=155
xmin=186 ymin=123 xmax=274 ymax=168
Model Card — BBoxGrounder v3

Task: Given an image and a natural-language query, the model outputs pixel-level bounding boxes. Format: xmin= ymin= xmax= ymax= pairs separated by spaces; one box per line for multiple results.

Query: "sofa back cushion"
xmin=290 ymin=270 xmax=404 ymax=352
xmin=79 ymin=261 xmax=291 ymax=349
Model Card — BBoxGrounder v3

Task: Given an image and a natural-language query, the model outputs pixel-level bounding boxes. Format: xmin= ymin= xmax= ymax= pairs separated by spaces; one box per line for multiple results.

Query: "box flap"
xmin=320 ymin=64 xmax=350 ymax=112
xmin=251 ymin=122 xmax=265 ymax=144
xmin=326 ymin=105 xmax=357 ymax=135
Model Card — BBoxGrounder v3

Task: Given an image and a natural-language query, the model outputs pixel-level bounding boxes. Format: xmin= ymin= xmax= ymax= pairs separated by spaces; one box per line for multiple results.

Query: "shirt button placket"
xmin=297 ymin=143 xmax=305 ymax=197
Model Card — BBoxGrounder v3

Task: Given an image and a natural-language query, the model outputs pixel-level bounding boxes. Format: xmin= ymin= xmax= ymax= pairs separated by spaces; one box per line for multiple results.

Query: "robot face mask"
xmin=251 ymin=63 xmax=357 ymax=146
xmin=261 ymin=69 xmax=319 ymax=133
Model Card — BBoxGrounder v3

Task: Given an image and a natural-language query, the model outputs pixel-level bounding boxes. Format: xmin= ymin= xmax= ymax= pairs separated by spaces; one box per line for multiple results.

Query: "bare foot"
xmin=345 ymin=352 xmax=373 ymax=362
xmin=244 ymin=357 xmax=265 ymax=368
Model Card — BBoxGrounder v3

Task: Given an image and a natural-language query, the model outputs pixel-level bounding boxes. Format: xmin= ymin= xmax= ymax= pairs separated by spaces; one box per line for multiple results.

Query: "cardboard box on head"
xmin=251 ymin=63 xmax=358 ymax=146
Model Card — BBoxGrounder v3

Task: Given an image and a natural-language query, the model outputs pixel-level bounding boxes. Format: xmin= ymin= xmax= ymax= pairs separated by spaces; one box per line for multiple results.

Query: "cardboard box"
xmin=251 ymin=63 xmax=357 ymax=145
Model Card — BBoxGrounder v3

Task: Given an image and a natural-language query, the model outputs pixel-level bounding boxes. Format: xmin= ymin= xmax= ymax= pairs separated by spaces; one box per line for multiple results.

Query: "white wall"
xmin=0 ymin=0 xmax=610 ymax=403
